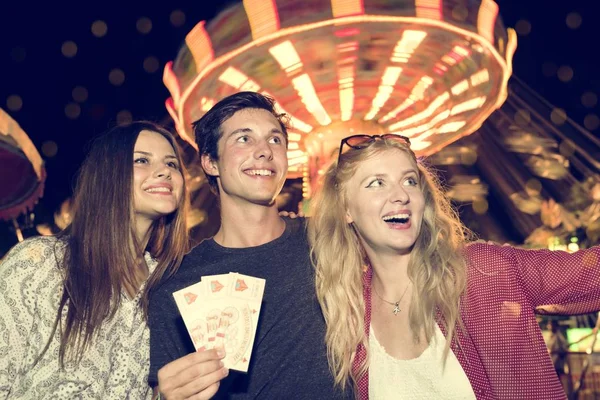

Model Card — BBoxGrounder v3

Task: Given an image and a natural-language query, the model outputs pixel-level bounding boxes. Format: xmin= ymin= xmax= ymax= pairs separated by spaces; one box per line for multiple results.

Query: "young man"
xmin=148 ymin=92 xmax=349 ymax=399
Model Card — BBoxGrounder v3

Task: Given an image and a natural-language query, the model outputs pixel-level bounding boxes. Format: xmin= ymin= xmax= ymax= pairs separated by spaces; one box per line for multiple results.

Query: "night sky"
xmin=1 ymin=0 xmax=598 ymax=250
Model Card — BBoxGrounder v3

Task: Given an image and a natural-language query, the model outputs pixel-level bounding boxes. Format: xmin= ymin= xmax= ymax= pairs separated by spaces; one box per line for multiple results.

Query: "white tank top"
xmin=369 ymin=324 xmax=476 ymax=399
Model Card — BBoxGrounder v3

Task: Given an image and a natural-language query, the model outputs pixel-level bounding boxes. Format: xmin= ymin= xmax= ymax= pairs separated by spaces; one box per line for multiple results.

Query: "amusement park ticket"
xmin=173 ymin=272 xmax=266 ymax=373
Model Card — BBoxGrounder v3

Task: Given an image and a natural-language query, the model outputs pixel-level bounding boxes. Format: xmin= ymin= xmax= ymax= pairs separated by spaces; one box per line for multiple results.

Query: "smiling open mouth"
xmin=245 ymin=169 xmax=274 ymax=176
xmin=382 ymin=213 xmax=410 ymax=225
xmin=145 ymin=187 xmax=172 ymax=193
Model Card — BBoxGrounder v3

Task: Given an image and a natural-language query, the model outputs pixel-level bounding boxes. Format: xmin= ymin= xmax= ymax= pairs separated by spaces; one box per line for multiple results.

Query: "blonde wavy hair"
xmin=308 ymin=138 xmax=469 ymax=391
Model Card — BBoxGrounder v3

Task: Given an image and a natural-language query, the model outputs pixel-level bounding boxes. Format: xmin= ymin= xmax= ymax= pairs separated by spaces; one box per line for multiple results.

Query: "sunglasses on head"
xmin=338 ymin=134 xmax=411 ymax=160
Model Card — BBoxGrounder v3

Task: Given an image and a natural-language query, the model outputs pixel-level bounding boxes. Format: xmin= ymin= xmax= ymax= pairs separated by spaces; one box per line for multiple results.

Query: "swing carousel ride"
xmin=163 ymin=0 xmax=599 ymax=250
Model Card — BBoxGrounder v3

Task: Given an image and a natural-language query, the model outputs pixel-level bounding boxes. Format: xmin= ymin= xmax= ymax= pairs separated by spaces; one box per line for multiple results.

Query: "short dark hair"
xmin=192 ymin=91 xmax=289 ymax=193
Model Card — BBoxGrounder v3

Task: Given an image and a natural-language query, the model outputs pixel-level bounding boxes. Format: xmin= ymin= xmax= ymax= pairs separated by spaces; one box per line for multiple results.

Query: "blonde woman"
xmin=308 ymin=134 xmax=600 ymax=399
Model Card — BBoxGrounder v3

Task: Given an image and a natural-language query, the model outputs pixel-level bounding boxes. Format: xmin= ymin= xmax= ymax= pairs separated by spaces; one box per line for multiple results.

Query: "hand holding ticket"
xmin=173 ymin=272 xmax=265 ymax=373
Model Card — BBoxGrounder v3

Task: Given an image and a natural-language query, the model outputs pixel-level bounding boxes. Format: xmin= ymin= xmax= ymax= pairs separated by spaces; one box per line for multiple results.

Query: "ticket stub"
xmin=173 ymin=272 xmax=265 ymax=372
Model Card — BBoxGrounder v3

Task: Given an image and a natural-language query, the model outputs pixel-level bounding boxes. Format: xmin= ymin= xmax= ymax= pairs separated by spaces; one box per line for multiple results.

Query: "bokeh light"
xmin=550 ymin=108 xmax=567 ymax=125
xmin=515 ymin=20 xmax=531 ymax=36
xmin=117 ymin=110 xmax=133 ymax=124
xmin=65 ymin=103 xmax=81 ymax=119
xmin=559 ymin=140 xmax=576 ymax=157
xmin=566 ymin=12 xmax=582 ymax=29
xmin=143 ymin=56 xmax=160 ymax=73
xmin=137 ymin=17 xmax=152 ymax=34
xmin=72 ymin=86 xmax=88 ymax=103
xmin=6 ymin=95 xmax=23 ymax=111
xmin=581 ymin=92 xmax=598 ymax=108
xmin=41 ymin=140 xmax=58 ymax=157
xmin=170 ymin=10 xmax=186 ymax=27
xmin=109 ymin=68 xmax=125 ymax=86
xmin=61 ymin=41 xmax=78 ymax=58
xmin=514 ymin=109 xmax=531 ymax=127
xmin=584 ymin=114 xmax=599 ymax=131
xmin=557 ymin=66 xmax=573 ymax=82
xmin=91 ymin=20 xmax=108 ymax=37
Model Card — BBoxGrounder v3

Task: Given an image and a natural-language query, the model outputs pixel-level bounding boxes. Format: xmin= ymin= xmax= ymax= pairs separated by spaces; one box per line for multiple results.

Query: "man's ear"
xmin=200 ymin=153 xmax=219 ymax=177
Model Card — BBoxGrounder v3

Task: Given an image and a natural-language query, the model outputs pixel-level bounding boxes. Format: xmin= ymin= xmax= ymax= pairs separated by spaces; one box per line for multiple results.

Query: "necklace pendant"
xmin=393 ymin=302 xmax=400 ymax=315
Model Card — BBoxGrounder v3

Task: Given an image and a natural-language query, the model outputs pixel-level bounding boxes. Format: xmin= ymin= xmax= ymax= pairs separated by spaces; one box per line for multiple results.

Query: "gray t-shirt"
xmin=148 ymin=218 xmax=350 ymax=399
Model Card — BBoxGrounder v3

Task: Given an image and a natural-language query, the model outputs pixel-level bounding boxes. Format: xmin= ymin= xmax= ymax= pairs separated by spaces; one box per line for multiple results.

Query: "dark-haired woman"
xmin=0 ymin=122 xmax=189 ymax=399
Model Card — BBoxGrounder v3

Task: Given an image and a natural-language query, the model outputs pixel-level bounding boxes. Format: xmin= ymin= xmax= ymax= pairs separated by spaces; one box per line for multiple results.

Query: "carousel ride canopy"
xmin=163 ymin=0 xmax=516 ymax=199
xmin=0 ymin=108 xmax=46 ymax=222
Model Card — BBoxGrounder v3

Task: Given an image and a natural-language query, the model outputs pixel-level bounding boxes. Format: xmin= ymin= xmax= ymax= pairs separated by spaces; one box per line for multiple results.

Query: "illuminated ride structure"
xmin=163 ymin=0 xmax=600 ymax=250
xmin=165 ymin=0 xmax=515 ymax=179
xmin=0 ymin=109 xmax=46 ymax=242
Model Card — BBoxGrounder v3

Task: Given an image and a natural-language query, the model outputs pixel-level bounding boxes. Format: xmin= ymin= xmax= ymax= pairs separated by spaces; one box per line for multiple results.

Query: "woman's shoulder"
xmin=0 ymin=236 xmax=65 ymax=329
xmin=463 ymin=240 xmax=517 ymax=274
xmin=4 ymin=235 xmax=64 ymax=256
xmin=464 ymin=240 xmax=515 ymax=257
xmin=1 ymin=235 xmax=66 ymax=274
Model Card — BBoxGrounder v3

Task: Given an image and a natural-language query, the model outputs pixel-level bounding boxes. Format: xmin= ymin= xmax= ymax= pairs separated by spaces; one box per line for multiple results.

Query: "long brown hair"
xmin=308 ymin=138 xmax=468 ymax=390
xmin=51 ymin=121 xmax=189 ymax=367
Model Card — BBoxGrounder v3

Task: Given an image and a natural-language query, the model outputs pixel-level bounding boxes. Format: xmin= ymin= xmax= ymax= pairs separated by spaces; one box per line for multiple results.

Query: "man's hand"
xmin=157 ymin=348 xmax=228 ymax=400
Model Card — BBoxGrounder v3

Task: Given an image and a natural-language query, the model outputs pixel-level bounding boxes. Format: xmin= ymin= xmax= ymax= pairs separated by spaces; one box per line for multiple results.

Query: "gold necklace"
xmin=372 ymin=282 xmax=411 ymax=316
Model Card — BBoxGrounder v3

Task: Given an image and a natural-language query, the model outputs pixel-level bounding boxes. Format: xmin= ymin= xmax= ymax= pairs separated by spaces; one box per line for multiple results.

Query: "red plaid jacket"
xmin=354 ymin=242 xmax=600 ymax=399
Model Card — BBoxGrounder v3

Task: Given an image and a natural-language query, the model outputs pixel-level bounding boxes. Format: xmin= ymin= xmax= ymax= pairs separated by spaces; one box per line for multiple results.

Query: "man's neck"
xmin=214 ymin=198 xmax=286 ymax=248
